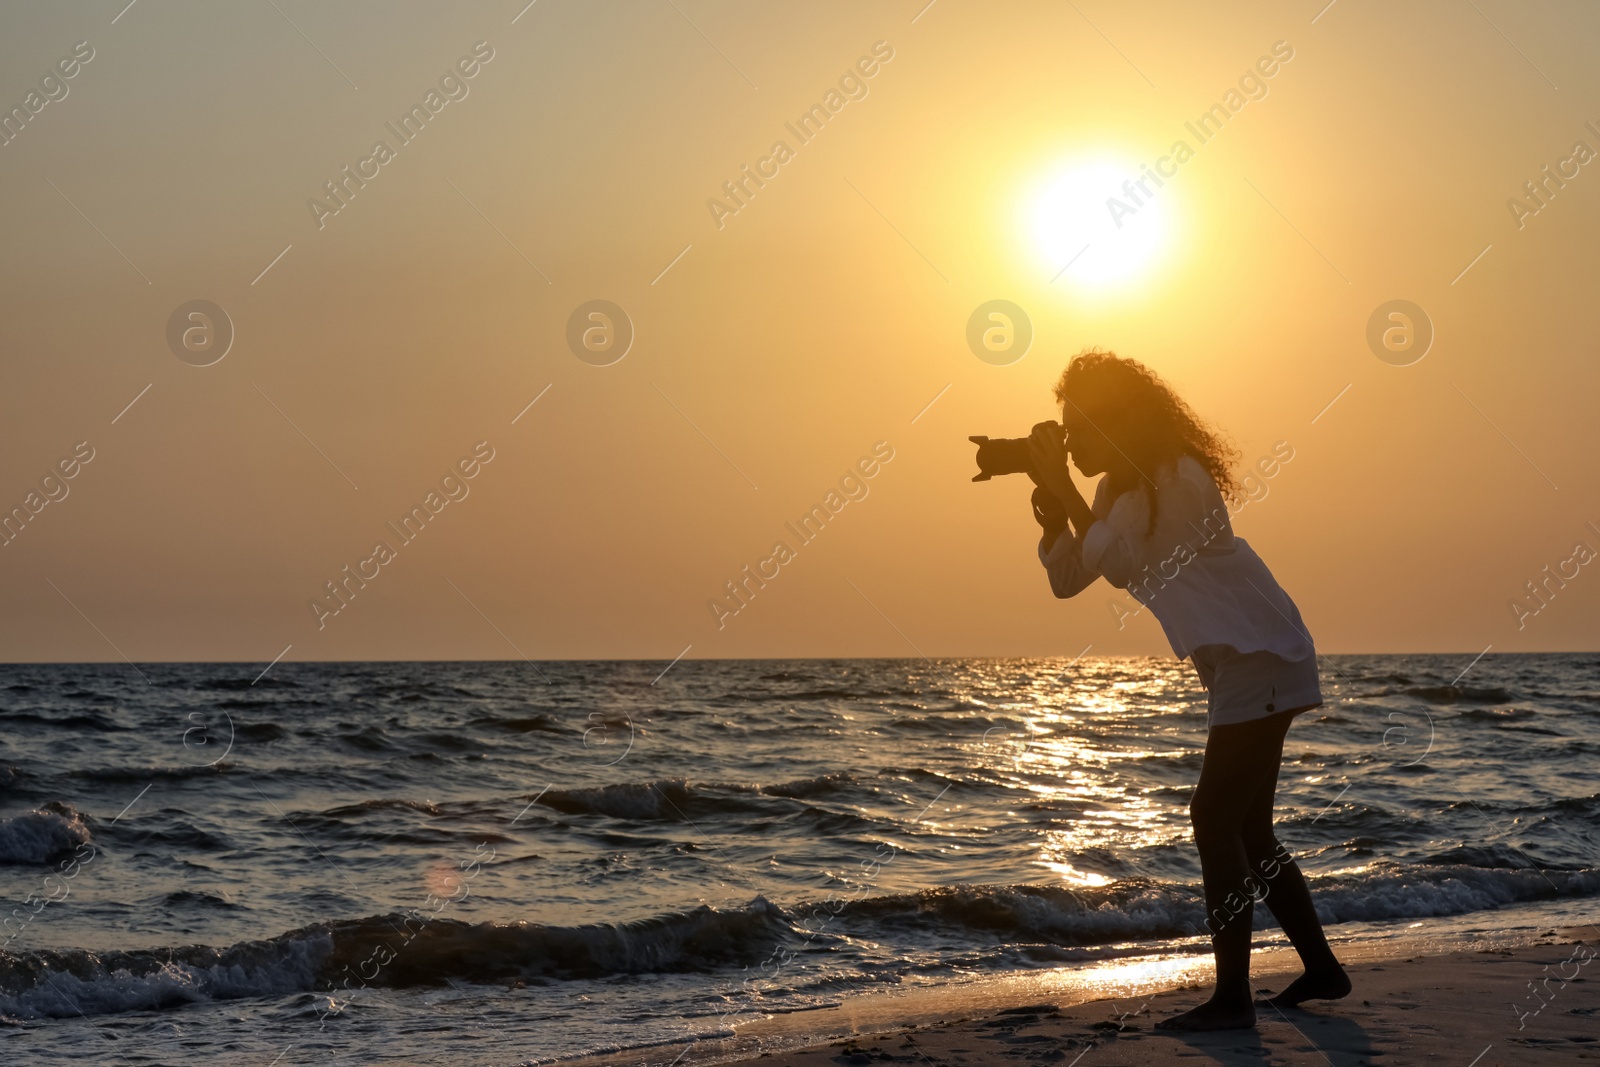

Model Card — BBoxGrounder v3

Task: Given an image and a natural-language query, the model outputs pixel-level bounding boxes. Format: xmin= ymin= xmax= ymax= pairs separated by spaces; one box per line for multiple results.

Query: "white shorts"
xmin=1190 ymin=644 xmax=1324 ymax=728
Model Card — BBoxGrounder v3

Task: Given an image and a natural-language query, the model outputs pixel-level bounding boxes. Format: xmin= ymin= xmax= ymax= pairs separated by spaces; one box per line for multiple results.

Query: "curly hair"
xmin=1052 ymin=349 xmax=1242 ymax=530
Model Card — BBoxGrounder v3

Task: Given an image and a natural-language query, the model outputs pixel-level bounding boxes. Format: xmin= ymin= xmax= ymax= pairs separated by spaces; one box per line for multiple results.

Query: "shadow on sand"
xmin=1156 ymin=1007 xmax=1376 ymax=1065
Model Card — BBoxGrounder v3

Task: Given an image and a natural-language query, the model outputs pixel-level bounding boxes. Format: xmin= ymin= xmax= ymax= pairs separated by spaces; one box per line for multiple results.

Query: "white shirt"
xmin=1038 ymin=454 xmax=1315 ymax=661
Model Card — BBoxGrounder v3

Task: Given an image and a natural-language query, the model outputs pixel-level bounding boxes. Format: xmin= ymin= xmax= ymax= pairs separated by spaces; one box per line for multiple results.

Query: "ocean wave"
xmin=320 ymin=798 xmax=444 ymax=818
xmin=832 ymin=864 xmax=1600 ymax=946
xmin=0 ymin=899 xmax=793 ymax=1019
xmin=0 ymin=932 xmax=329 ymax=1019
xmin=282 ymin=799 xmax=517 ymax=848
xmin=71 ymin=764 xmax=230 ymax=784
xmin=1309 ymin=863 xmax=1600 ymax=924
xmin=1421 ymin=844 xmax=1548 ymax=868
xmin=537 ymin=779 xmax=701 ymax=820
xmin=1538 ymin=691 xmax=1600 ymax=705
xmin=0 ymin=710 xmax=129 ymax=732
xmin=836 ymin=880 xmax=1207 ymax=945
xmin=211 ymin=699 xmax=317 ymax=716
xmin=1454 ymin=705 xmax=1537 ymax=721
xmin=1401 ymin=685 xmax=1516 ymax=705
xmin=0 ymin=804 xmax=91 ymax=864
xmin=753 ymin=772 xmax=857 ymax=799
xmin=6 ymin=860 xmax=1599 ymax=1020
xmin=235 ymin=721 xmax=293 ymax=742
xmin=720 ymin=686 xmax=929 ymax=705
xmin=469 ymin=712 xmax=565 ymax=734
xmin=333 ymin=725 xmax=399 ymax=753
xmin=414 ymin=732 xmax=490 ymax=753
xmin=885 ymin=713 xmax=1020 ymax=733
xmin=1543 ymin=791 xmax=1600 ymax=814
xmin=536 ymin=774 xmax=860 ymax=820
xmin=158 ymin=889 xmax=241 ymax=909
xmin=196 ymin=675 xmax=299 ymax=691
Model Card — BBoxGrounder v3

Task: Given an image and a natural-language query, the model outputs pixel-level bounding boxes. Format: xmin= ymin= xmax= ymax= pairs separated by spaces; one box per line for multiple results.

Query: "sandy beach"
xmin=603 ymin=932 xmax=1599 ymax=1067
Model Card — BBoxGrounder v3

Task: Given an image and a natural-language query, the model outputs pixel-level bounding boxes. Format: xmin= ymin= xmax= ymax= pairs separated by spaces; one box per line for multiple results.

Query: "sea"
xmin=0 ymin=654 xmax=1596 ymax=1066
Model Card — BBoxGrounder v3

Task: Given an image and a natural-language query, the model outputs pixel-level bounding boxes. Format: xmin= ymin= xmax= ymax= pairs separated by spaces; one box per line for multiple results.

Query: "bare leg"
xmin=1240 ymin=774 xmax=1350 ymax=1007
xmin=1156 ymin=714 xmax=1292 ymax=1032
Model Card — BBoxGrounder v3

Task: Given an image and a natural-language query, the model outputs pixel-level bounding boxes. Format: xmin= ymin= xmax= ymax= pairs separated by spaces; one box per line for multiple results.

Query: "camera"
xmin=968 ymin=435 xmax=1034 ymax=481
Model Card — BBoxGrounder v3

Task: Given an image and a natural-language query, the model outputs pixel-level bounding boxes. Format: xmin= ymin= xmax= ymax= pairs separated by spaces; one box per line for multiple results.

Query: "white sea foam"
xmin=0 ymin=805 xmax=90 ymax=864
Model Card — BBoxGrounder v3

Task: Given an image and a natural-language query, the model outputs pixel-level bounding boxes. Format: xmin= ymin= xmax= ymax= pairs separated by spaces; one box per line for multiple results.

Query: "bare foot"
xmin=1259 ymin=965 xmax=1352 ymax=1008
xmin=1154 ymin=998 xmax=1257 ymax=1032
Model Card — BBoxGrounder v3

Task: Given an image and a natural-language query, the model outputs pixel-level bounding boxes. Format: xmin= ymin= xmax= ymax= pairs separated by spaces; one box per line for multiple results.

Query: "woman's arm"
xmin=1025 ymin=433 xmax=1102 ymax=599
xmin=1038 ymin=521 xmax=1101 ymax=599
xmin=1083 ymin=497 xmax=1141 ymax=589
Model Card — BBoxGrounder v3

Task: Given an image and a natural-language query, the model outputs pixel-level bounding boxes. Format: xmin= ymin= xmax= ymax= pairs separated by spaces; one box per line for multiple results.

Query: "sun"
xmin=1028 ymin=157 xmax=1175 ymax=290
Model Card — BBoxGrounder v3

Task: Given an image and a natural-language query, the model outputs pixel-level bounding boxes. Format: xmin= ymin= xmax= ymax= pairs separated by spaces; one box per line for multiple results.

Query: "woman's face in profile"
xmin=1061 ymin=401 xmax=1113 ymax=477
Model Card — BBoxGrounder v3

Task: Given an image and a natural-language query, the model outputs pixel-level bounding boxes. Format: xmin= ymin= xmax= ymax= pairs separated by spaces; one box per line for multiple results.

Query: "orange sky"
xmin=2 ymin=0 xmax=1597 ymax=663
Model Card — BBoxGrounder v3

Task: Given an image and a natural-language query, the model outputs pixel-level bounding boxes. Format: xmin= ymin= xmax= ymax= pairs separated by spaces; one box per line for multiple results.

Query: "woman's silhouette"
xmin=1026 ymin=349 xmax=1350 ymax=1031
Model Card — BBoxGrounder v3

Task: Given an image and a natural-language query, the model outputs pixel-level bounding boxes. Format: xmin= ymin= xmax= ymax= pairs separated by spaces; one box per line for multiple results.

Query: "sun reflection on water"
xmin=967 ymin=658 xmax=1200 ymax=884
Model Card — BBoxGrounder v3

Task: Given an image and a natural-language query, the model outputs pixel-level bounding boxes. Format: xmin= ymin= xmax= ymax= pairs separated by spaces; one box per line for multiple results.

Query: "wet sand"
xmin=585 ymin=931 xmax=1597 ymax=1067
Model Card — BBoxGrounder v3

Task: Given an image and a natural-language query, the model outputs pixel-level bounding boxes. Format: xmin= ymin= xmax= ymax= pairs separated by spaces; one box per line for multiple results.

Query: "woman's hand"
xmin=1027 ymin=421 xmax=1073 ymax=502
xmin=1028 ymin=420 xmax=1096 ymax=535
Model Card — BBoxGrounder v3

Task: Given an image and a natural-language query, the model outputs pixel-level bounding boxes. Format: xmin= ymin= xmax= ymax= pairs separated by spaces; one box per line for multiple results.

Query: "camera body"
xmin=968 ymin=435 xmax=1034 ymax=481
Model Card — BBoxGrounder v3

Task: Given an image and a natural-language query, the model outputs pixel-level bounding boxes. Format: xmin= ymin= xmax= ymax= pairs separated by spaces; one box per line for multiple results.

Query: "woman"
xmin=1025 ymin=349 xmax=1350 ymax=1032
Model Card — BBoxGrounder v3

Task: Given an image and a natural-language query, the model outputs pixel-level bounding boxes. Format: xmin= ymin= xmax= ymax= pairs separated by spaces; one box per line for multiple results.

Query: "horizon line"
xmin=0 ymin=650 xmax=1591 ymax=668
